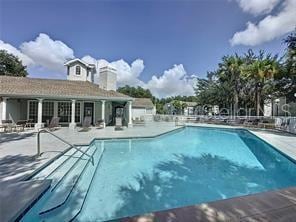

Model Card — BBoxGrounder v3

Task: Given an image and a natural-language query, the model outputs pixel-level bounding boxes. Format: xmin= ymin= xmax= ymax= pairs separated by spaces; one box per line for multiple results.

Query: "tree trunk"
xmin=234 ymin=92 xmax=239 ymax=116
xmin=256 ymin=89 xmax=261 ymax=116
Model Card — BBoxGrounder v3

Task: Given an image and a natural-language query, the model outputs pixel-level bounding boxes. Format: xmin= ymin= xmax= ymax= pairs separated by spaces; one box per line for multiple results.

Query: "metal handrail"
xmin=37 ymin=129 xmax=94 ymax=164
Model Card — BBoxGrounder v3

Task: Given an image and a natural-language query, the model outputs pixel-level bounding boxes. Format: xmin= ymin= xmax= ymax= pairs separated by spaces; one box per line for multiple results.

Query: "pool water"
xmin=21 ymin=127 xmax=296 ymax=222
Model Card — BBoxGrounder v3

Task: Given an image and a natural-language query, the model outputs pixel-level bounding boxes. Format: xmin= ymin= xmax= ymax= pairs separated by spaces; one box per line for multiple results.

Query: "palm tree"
xmin=218 ymin=54 xmax=244 ymax=115
xmin=242 ymin=51 xmax=280 ymax=116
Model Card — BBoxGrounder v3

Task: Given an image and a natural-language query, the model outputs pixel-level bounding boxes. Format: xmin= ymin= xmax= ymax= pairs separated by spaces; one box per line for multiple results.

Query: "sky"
xmin=0 ymin=0 xmax=295 ymax=98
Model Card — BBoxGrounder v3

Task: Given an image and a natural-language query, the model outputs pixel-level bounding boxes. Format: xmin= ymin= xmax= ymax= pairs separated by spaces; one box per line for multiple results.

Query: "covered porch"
xmin=0 ymin=97 xmax=133 ymax=130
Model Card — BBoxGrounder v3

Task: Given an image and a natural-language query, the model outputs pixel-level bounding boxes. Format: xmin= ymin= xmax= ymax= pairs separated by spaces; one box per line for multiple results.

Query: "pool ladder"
xmin=37 ymin=129 xmax=94 ymax=164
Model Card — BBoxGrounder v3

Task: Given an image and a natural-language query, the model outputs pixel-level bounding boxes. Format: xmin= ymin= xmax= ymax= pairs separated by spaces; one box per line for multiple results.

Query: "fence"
xmin=151 ymin=114 xmax=296 ymax=134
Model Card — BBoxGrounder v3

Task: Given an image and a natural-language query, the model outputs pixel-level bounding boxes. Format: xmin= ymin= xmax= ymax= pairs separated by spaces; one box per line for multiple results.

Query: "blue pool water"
xmin=22 ymin=127 xmax=296 ymax=221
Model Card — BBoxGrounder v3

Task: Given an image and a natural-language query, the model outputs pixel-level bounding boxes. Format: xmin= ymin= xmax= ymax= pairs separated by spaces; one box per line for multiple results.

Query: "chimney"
xmin=99 ymin=66 xmax=117 ymax=91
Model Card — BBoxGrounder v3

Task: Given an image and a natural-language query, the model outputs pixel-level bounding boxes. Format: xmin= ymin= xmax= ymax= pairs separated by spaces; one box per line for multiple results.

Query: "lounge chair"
xmin=1 ymin=120 xmax=17 ymax=132
xmin=96 ymin=119 xmax=105 ymax=129
xmin=47 ymin=117 xmax=60 ymax=131
xmin=133 ymin=117 xmax=145 ymax=126
xmin=25 ymin=119 xmax=34 ymax=128
xmin=115 ymin=117 xmax=123 ymax=131
xmin=0 ymin=124 xmax=7 ymax=133
xmin=15 ymin=120 xmax=27 ymax=132
xmin=244 ymin=118 xmax=260 ymax=127
xmin=80 ymin=116 xmax=92 ymax=132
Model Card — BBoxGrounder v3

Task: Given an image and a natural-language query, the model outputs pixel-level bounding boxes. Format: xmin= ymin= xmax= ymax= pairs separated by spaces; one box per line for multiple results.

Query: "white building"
xmin=0 ymin=58 xmax=134 ymax=129
xmin=132 ymin=98 xmax=156 ymax=119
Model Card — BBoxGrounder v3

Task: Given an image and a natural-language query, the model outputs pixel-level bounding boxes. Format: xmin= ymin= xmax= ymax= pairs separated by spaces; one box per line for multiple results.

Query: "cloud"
xmin=231 ymin=0 xmax=296 ymax=46
xmin=145 ymin=64 xmax=196 ymax=98
xmin=82 ymin=55 xmax=145 ymax=86
xmin=20 ymin=33 xmax=74 ymax=72
xmin=235 ymin=0 xmax=281 ymax=15
xmin=82 ymin=55 xmax=196 ymax=97
xmin=0 ymin=40 xmax=34 ymax=66
xmin=1 ymin=34 xmax=196 ymax=98
xmin=111 ymin=59 xmax=145 ymax=86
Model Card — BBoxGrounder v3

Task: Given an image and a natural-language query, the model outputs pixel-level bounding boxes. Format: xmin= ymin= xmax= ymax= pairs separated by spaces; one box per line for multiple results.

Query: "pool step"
xmin=47 ymin=146 xmax=90 ymax=189
xmin=39 ymin=145 xmax=105 ymax=222
xmin=33 ymin=147 xmax=82 ymax=180
xmin=39 ymin=144 xmax=97 ymax=215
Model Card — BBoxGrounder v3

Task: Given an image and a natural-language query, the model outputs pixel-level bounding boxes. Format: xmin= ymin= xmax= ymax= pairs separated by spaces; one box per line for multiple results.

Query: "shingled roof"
xmin=0 ymin=76 xmax=131 ymax=100
xmin=133 ymin=98 xmax=154 ymax=109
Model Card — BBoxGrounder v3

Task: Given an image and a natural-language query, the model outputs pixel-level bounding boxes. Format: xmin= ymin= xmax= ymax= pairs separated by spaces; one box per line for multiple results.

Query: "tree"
xmin=217 ymin=54 xmax=244 ymax=115
xmin=172 ymin=100 xmax=182 ymax=114
xmin=0 ymin=50 xmax=28 ymax=77
xmin=117 ymin=85 xmax=153 ymax=99
xmin=282 ymin=30 xmax=296 ymax=100
xmin=284 ymin=29 xmax=296 ymax=75
xmin=242 ymin=51 xmax=280 ymax=116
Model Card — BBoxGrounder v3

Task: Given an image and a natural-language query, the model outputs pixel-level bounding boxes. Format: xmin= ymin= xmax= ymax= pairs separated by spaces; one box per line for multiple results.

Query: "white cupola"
xmin=64 ymin=59 xmax=96 ymax=82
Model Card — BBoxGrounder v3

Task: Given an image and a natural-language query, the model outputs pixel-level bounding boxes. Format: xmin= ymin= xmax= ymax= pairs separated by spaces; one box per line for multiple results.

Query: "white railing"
xmin=151 ymin=114 xmax=296 ymax=134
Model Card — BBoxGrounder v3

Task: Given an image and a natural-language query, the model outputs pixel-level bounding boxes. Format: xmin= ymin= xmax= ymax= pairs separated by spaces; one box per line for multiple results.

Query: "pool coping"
xmin=16 ymin=125 xmax=296 ymax=221
xmin=1 ymin=179 xmax=52 ymax=222
xmin=22 ymin=124 xmax=296 ymax=181
xmin=120 ymin=186 xmax=296 ymax=222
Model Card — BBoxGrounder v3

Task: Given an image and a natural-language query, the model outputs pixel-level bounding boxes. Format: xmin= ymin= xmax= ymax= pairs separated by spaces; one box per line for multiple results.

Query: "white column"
xmin=1 ymin=97 xmax=8 ymax=123
xmin=101 ymin=100 xmax=106 ymax=128
xmin=69 ymin=99 xmax=76 ymax=129
xmin=35 ymin=98 xmax=44 ymax=130
xmin=128 ymin=101 xmax=133 ymax=127
xmin=53 ymin=101 xmax=58 ymax=117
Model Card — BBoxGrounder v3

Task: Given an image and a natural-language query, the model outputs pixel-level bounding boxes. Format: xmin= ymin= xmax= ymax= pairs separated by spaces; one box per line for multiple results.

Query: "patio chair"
xmin=15 ymin=120 xmax=27 ymax=132
xmin=47 ymin=117 xmax=60 ymax=131
xmin=80 ymin=116 xmax=92 ymax=132
xmin=133 ymin=117 xmax=145 ymax=126
xmin=244 ymin=118 xmax=260 ymax=127
xmin=0 ymin=124 xmax=7 ymax=133
xmin=115 ymin=117 xmax=123 ymax=131
xmin=96 ymin=119 xmax=105 ymax=129
xmin=25 ymin=119 xmax=34 ymax=128
xmin=1 ymin=120 xmax=16 ymax=132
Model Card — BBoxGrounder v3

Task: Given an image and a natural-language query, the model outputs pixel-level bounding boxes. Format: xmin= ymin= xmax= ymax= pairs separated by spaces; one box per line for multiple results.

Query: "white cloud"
xmin=110 ymin=59 xmax=145 ymax=87
xmin=235 ymin=0 xmax=281 ymax=15
xmin=231 ymin=0 xmax=296 ymax=46
xmin=82 ymin=56 xmax=195 ymax=97
xmin=82 ymin=55 xmax=145 ymax=86
xmin=20 ymin=33 xmax=74 ymax=72
xmin=145 ymin=64 xmax=196 ymax=98
xmin=0 ymin=40 xmax=34 ymax=66
xmin=1 ymin=33 xmax=196 ymax=98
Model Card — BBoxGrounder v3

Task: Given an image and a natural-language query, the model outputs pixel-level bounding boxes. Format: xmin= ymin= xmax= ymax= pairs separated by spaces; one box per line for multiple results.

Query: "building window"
xmin=75 ymin=102 xmax=81 ymax=123
xmin=58 ymin=102 xmax=71 ymax=122
xmin=42 ymin=101 xmax=54 ymax=123
xmin=28 ymin=101 xmax=38 ymax=123
xmin=76 ymin=66 xmax=81 ymax=75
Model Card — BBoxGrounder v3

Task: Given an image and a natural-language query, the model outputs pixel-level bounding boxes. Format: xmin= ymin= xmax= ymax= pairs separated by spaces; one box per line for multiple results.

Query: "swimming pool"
xmin=21 ymin=127 xmax=296 ymax=221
